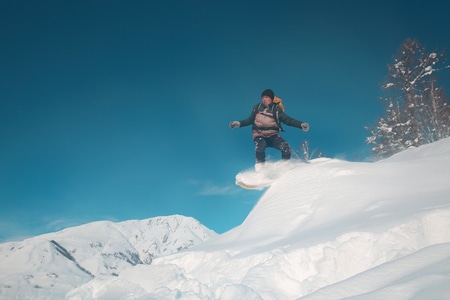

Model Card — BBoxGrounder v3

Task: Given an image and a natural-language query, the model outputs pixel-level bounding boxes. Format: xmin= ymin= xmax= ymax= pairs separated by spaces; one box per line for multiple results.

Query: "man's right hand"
xmin=229 ymin=121 xmax=240 ymax=128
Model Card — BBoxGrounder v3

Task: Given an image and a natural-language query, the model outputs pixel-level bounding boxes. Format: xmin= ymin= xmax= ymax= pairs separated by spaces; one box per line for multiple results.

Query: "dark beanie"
xmin=261 ymin=89 xmax=275 ymax=100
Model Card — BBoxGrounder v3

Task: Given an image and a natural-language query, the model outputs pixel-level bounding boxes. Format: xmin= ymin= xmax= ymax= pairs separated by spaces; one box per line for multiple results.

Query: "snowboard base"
xmin=235 ymin=160 xmax=302 ymax=190
xmin=235 ymin=178 xmax=261 ymax=190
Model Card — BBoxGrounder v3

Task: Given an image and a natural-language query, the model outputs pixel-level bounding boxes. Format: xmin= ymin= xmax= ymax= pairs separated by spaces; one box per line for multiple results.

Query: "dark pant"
xmin=254 ymin=135 xmax=291 ymax=163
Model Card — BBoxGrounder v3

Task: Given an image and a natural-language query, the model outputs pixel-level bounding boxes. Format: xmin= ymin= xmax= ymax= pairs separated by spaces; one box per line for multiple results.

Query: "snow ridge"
xmin=67 ymin=138 xmax=450 ymax=299
xmin=50 ymin=240 xmax=94 ymax=277
xmin=2 ymin=138 xmax=450 ymax=299
xmin=0 ymin=215 xmax=216 ymax=299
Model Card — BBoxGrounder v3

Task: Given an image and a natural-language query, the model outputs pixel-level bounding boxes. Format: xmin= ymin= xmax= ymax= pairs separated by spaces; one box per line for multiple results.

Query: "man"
xmin=229 ymin=89 xmax=309 ymax=163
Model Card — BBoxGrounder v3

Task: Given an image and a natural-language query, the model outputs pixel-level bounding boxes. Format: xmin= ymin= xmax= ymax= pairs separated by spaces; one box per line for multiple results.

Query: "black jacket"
xmin=239 ymin=103 xmax=304 ymax=131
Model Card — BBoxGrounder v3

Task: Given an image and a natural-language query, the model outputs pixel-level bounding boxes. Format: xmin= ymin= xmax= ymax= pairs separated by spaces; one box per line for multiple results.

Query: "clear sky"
xmin=1 ymin=0 xmax=450 ymax=242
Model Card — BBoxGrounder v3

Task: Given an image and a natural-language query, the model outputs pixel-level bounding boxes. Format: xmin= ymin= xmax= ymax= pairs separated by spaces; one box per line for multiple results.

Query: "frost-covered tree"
xmin=298 ymin=140 xmax=322 ymax=161
xmin=366 ymin=101 xmax=410 ymax=158
xmin=367 ymin=39 xmax=450 ymax=159
xmin=418 ymin=81 xmax=450 ymax=143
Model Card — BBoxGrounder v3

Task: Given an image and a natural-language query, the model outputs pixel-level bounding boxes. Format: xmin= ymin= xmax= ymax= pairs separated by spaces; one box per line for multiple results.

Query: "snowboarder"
xmin=229 ymin=89 xmax=309 ymax=163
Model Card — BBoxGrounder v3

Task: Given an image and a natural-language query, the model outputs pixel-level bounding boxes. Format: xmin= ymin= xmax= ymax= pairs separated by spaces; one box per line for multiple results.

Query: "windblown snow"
xmin=2 ymin=138 xmax=450 ymax=299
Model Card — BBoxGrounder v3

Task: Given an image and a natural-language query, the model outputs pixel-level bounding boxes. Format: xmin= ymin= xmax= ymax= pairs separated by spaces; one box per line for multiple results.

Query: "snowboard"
xmin=235 ymin=160 xmax=301 ymax=190
xmin=235 ymin=173 xmax=264 ymax=190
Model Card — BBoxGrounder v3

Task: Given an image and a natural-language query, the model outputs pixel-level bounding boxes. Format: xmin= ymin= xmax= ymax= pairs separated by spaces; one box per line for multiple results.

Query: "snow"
xmin=66 ymin=137 xmax=450 ymax=299
xmin=2 ymin=138 xmax=450 ymax=299
xmin=236 ymin=160 xmax=303 ymax=190
xmin=0 ymin=215 xmax=216 ymax=299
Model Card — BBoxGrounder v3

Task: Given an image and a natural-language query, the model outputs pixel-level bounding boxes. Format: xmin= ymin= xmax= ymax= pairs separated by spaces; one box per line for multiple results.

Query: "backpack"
xmin=254 ymin=96 xmax=285 ymax=131
xmin=273 ymin=96 xmax=284 ymax=112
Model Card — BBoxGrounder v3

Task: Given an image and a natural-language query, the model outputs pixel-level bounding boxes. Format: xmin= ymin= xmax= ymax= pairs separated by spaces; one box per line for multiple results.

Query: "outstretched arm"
xmin=279 ymin=111 xmax=309 ymax=132
xmin=229 ymin=104 xmax=258 ymax=128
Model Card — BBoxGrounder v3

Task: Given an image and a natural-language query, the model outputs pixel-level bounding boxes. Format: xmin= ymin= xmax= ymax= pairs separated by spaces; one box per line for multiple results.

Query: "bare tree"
xmin=299 ymin=140 xmax=322 ymax=161
xmin=418 ymin=81 xmax=450 ymax=143
xmin=366 ymin=39 xmax=450 ymax=159
xmin=366 ymin=101 xmax=410 ymax=158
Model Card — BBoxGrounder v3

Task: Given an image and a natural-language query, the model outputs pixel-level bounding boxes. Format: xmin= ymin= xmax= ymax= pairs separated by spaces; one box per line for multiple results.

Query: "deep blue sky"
xmin=1 ymin=0 xmax=450 ymax=241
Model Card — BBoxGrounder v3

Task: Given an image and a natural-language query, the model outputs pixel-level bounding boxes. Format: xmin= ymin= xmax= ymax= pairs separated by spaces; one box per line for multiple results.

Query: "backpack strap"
xmin=274 ymin=106 xmax=284 ymax=132
xmin=254 ymin=103 xmax=285 ymax=132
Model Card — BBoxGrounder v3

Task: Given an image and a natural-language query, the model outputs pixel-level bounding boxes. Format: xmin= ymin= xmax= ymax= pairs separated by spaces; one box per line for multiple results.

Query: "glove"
xmin=229 ymin=121 xmax=240 ymax=128
xmin=301 ymin=122 xmax=309 ymax=132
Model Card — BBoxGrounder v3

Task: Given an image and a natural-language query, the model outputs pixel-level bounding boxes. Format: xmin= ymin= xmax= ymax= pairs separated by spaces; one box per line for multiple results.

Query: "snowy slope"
xmin=0 ymin=215 xmax=216 ymax=299
xmin=66 ymin=138 xmax=450 ymax=299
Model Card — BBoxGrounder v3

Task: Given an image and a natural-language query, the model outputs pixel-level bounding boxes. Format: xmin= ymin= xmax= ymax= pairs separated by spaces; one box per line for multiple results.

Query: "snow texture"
xmin=2 ymin=138 xmax=450 ymax=299
xmin=236 ymin=160 xmax=303 ymax=190
xmin=0 ymin=215 xmax=216 ymax=299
